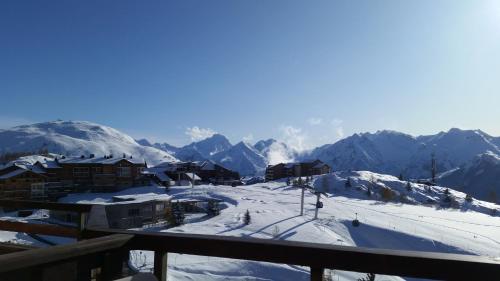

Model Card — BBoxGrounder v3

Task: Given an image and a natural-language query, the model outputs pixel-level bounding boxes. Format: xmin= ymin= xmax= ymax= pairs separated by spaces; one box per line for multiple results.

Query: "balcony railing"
xmin=0 ymin=200 xmax=498 ymax=281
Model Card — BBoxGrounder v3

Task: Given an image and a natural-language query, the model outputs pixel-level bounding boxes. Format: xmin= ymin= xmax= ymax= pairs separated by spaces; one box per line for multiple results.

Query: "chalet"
xmin=265 ymin=160 xmax=331 ymax=181
xmin=196 ymin=161 xmax=241 ymax=185
xmin=146 ymin=161 xmax=240 ymax=187
xmin=51 ymin=197 xmax=170 ymax=229
xmin=0 ymin=154 xmax=150 ymax=200
xmin=48 ymin=155 xmax=149 ymax=192
xmin=0 ymin=164 xmax=47 ymax=200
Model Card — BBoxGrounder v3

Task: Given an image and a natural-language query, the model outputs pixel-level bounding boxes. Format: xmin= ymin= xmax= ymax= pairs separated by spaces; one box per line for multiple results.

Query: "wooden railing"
xmin=0 ymin=200 xmax=499 ymax=280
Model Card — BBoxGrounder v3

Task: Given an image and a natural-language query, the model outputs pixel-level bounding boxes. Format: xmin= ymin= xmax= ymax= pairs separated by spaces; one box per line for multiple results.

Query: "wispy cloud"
xmin=307 ymin=117 xmax=323 ymax=126
xmin=279 ymin=125 xmax=309 ymax=152
xmin=242 ymin=133 xmax=254 ymax=143
xmin=0 ymin=116 xmax=35 ymax=129
xmin=331 ymin=118 xmax=344 ymax=139
xmin=185 ymin=126 xmax=217 ymax=141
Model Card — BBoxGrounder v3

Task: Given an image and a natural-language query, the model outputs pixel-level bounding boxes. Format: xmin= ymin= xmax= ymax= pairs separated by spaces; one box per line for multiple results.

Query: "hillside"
xmin=0 ymin=121 xmax=177 ymax=165
xmin=305 ymin=129 xmax=500 ymax=179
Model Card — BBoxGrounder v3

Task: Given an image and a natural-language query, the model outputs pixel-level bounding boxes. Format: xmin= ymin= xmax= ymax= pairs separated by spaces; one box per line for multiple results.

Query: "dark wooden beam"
xmin=0 ymin=242 xmax=37 ymax=254
xmin=0 ymin=199 xmax=93 ymax=212
xmin=0 ymin=220 xmax=80 ymax=238
xmin=0 ymin=234 xmax=133 ymax=273
xmin=84 ymin=228 xmax=500 ymax=281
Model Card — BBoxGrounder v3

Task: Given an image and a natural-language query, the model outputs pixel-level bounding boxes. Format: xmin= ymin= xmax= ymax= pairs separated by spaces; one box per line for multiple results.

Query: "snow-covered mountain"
xmin=211 ymin=141 xmax=268 ymax=176
xmin=253 ymin=139 xmax=296 ymax=165
xmin=178 ymin=134 xmax=232 ymax=160
xmin=0 ymin=121 xmax=178 ymax=165
xmin=439 ymin=152 xmax=500 ymax=203
xmin=305 ymin=128 xmax=500 ymax=179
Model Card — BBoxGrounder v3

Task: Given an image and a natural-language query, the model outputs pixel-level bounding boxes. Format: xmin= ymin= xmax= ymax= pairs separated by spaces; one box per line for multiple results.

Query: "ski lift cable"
xmin=331 ymin=199 xmax=500 ymax=245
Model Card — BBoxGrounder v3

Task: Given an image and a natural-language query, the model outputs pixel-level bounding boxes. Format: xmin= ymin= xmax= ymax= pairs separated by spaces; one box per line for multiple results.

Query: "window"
xmin=155 ymin=204 xmax=164 ymax=212
xmin=116 ymin=167 xmax=131 ymax=177
xmin=128 ymin=208 xmax=140 ymax=216
xmin=73 ymin=167 xmax=90 ymax=177
xmin=93 ymin=167 xmax=103 ymax=174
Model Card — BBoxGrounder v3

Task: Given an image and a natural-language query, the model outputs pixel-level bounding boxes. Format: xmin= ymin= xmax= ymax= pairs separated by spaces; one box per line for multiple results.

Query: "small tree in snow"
xmin=366 ymin=186 xmax=372 ymax=197
xmin=243 ymin=210 xmax=251 ymax=225
xmin=465 ymin=194 xmax=473 ymax=203
xmin=444 ymin=188 xmax=450 ymax=195
xmin=345 ymin=177 xmax=352 ymax=188
xmin=398 ymin=173 xmax=404 ymax=181
xmin=381 ymin=187 xmax=395 ymax=201
xmin=406 ymin=181 xmax=412 ymax=192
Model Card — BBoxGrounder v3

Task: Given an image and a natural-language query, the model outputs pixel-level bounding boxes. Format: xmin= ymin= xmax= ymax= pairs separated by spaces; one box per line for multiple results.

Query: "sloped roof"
xmin=59 ymin=156 xmax=145 ymax=165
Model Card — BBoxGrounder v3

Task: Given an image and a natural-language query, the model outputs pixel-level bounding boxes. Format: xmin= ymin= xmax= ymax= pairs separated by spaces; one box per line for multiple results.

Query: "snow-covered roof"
xmin=59 ymin=156 xmax=145 ymax=165
xmin=185 ymin=173 xmax=201 ymax=181
xmin=156 ymin=172 xmax=173 ymax=182
xmin=0 ymin=166 xmax=46 ymax=179
xmin=312 ymin=162 xmax=328 ymax=169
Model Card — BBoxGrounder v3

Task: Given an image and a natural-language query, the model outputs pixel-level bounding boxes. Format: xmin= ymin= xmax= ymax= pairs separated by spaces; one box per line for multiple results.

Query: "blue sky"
xmin=1 ymin=1 xmax=499 ymax=148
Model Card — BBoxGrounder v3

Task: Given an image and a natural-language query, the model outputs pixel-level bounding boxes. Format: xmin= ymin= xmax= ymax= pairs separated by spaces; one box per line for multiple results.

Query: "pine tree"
xmin=244 ymin=210 xmax=251 ymax=225
xmin=398 ymin=173 xmax=404 ymax=181
xmin=207 ymin=200 xmax=220 ymax=216
xmin=345 ymin=177 xmax=352 ymax=188
xmin=406 ymin=181 xmax=412 ymax=192
xmin=444 ymin=188 xmax=450 ymax=195
xmin=465 ymin=194 xmax=473 ymax=202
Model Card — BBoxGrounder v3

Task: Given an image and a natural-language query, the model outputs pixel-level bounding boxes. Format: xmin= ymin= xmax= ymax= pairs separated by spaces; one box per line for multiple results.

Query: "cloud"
xmin=336 ymin=126 xmax=344 ymax=138
xmin=307 ymin=117 xmax=323 ymax=126
xmin=0 ymin=116 xmax=35 ymax=129
xmin=242 ymin=133 xmax=254 ymax=143
xmin=185 ymin=126 xmax=217 ymax=141
xmin=279 ymin=125 xmax=309 ymax=152
xmin=331 ymin=118 xmax=343 ymax=126
xmin=267 ymin=142 xmax=295 ymax=165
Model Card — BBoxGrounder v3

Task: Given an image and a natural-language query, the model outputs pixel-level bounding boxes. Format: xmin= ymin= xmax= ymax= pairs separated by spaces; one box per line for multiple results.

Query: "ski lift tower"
xmin=314 ymin=191 xmax=324 ymax=220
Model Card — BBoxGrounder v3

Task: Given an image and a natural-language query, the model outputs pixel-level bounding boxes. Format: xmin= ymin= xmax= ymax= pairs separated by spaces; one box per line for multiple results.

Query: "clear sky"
xmin=1 ymin=0 xmax=499 ymax=149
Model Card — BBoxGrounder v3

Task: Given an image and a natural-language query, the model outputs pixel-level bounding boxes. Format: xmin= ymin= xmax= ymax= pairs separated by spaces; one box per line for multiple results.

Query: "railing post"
xmin=77 ymin=212 xmax=88 ymax=241
xmin=154 ymin=251 xmax=168 ymax=281
xmin=310 ymin=267 xmax=324 ymax=281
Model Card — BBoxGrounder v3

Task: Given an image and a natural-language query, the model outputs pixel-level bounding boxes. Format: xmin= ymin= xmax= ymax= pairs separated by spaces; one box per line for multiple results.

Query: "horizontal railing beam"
xmin=0 ymin=199 xmax=93 ymax=212
xmin=0 ymin=234 xmax=133 ymax=273
xmin=0 ymin=220 xmax=80 ymax=238
xmin=84 ymin=228 xmax=500 ymax=280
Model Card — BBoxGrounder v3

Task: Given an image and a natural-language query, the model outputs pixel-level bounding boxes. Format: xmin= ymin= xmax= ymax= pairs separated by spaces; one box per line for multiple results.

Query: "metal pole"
xmin=314 ymin=193 xmax=320 ymax=220
xmin=300 ymin=186 xmax=305 ymax=216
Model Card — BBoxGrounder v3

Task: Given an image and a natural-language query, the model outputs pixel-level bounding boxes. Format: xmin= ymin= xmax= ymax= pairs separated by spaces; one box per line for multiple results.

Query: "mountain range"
xmin=0 ymin=120 xmax=499 ymax=202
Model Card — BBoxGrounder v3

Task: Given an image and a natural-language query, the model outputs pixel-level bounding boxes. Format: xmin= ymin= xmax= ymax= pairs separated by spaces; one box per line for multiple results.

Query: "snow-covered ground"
xmin=1 ymin=171 xmax=499 ymax=280
xmin=128 ymin=172 xmax=500 ymax=280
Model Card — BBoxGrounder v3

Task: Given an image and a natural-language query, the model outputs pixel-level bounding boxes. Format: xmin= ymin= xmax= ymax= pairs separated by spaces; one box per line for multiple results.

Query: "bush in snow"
xmin=465 ymin=194 xmax=473 ymax=203
xmin=406 ymin=181 xmax=412 ymax=192
xmin=444 ymin=188 xmax=450 ymax=195
xmin=345 ymin=177 xmax=352 ymax=188
xmin=366 ymin=186 xmax=372 ymax=197
xmin=244 ymin=210 xmax=251 ymax=225
xmin=381 ymin=187 xmax=396 ymax=201
xmin=166 ymin=202 xmax=185 ymax=226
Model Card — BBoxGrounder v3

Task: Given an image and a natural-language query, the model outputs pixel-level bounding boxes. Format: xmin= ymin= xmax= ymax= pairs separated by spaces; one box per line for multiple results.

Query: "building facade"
xmin=265 ymin=160 xmax=331 ymax=181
